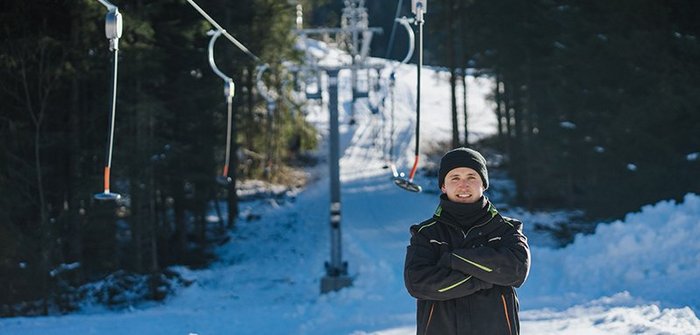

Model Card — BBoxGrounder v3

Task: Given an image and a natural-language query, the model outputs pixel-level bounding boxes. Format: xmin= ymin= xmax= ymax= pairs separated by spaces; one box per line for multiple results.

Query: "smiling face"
xmin=440 ymin=167 xmax=485 ymax=203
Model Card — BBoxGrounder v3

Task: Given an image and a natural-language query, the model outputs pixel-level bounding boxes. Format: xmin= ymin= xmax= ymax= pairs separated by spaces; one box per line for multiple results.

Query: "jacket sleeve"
xmin=449 ymin=219 xmax=530 ymax=287
xmin=404 ymin=228 xmax=492 ymax=301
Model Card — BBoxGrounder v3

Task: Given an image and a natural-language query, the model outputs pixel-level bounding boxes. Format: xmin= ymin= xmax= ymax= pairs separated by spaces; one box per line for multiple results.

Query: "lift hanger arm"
xmin=396 ymin=17 xmax=415 ymax=65
xmin=255 ymin=64 xmax=277 ymax=105
xmin=207 ymin=30 xmax=233 ymax=83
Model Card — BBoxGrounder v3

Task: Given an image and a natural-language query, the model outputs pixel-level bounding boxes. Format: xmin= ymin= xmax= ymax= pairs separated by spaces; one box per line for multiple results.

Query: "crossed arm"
xmin=449 ymin=228 xmax=530 ymax=287
xmin=404 ymin=225 xmax=530 ymax=301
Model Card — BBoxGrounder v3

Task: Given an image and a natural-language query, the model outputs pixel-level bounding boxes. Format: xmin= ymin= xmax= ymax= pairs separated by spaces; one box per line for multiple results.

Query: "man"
xmin=404 ymin=147 xmax=531 ymax=335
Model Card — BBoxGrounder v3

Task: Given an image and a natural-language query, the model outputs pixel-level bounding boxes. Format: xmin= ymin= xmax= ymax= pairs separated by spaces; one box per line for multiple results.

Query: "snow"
xmin=523 ymin=194 xmax=700 ymax=312
xmin=2 ymin=41 xmax=699 ymax=335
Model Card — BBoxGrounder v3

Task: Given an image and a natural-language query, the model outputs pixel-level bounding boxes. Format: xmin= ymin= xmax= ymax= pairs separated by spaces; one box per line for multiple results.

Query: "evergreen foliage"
xmin=0 ymin=0 xmax=317 ymax=315
xmin=422 ymin=0 xmax=700 ymax=220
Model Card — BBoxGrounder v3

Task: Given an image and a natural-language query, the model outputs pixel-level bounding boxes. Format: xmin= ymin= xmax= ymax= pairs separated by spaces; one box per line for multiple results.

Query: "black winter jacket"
xmin=404 ymin=198 xmax=530 ymax=335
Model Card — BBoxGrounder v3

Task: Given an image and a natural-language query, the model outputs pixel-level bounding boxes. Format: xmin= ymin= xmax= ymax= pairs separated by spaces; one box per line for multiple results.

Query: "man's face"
xmin=440 ymin=167 xmax=484 ymax=203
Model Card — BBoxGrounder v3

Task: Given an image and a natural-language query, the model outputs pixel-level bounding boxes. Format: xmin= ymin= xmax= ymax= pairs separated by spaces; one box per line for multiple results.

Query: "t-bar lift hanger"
xmin=392 ymin=0 xmax=426 ymax=193
xmin=94 ymin=0 xmax=123 ymax=201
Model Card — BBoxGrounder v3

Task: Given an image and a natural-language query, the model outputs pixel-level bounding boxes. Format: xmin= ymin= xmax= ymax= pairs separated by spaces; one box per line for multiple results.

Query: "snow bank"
xmin=522 ymin=193 xmax=700 ymax=312
xmin=520 ymin=292 xmax=700 ymax=335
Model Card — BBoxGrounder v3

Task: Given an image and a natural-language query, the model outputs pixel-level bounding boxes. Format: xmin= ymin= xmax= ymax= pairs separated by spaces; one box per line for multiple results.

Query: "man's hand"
xmin=437 ymin=253 xmax=493 ymax=291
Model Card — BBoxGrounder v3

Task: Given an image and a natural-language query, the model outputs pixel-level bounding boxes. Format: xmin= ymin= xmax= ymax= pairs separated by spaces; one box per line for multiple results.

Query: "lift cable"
xmin=186 ymin=0 xmax=262 ymax=64
xmin=382 ymin=16 xmax=414 ymax=168
xmin=384 ymin=0 xmax=405 ymax=60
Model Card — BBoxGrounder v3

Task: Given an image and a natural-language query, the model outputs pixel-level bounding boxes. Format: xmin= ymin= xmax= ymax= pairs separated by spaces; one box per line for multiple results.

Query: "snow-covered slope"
xmin=524 ymin=194 xmax=700 ymax=312
xmin=2 ymin=40 xmax=699 ymax=335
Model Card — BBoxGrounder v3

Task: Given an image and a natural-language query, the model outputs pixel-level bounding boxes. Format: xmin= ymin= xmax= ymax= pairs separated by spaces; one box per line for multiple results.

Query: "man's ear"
xmin=440 ymin=185 xmax=446 ymax=194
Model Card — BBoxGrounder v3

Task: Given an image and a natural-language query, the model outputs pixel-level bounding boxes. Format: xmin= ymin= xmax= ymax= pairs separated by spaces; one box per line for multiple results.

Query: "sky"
xmin=1 ymin=39 xmax=699 ymax=335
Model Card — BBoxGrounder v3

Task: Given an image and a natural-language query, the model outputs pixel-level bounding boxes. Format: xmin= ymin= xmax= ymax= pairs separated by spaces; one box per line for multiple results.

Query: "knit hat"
xmin=438 ymin=147 xmax=489 ymax=189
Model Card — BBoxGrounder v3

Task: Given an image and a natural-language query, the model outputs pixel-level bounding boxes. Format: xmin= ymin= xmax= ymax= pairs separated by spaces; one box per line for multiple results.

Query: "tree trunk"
xmin=462 ymin=68 xmax=468 ymax=146
xmin=20 ymin=40 xmax=52 ymax=315
xmin=67 ymin=3 xmax=84 ymax=283
xmin=494 ymin=74 xmax=504 ymax=140
xmin=173 ymin=181 xmax=187 ymax=261
xmin=448 ymin=0 xmax=459 ymax=148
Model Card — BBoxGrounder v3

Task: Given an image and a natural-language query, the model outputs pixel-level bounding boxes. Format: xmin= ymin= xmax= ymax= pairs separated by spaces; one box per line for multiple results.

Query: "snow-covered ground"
xmin=2 ymin=40 xmax=699 ymax=335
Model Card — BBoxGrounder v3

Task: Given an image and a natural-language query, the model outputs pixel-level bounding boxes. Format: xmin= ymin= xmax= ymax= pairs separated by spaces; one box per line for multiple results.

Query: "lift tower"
xmin=294 ymin=1 xmax=384 ymax=294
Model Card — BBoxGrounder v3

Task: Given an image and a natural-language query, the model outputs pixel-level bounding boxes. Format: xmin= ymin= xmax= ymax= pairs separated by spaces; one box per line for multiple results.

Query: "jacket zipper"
xmin=424 ymin=303 xmax=435 ymax=335
xmin=501 ymin=294 xmax=513 ymax=335
xmin=462 ymin=215 xmax=497 ymax=239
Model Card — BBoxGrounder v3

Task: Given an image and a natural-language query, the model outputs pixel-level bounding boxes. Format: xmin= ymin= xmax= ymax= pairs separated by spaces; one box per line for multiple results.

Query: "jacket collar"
xmin=434 ymin=195 xmax=499 ymax=231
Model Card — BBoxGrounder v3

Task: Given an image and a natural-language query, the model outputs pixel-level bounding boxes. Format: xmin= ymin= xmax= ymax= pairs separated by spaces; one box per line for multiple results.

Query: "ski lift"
xmin=292 ymin=69 xmax=302 ymax=93
xmin=281 ymin=75 xmax=299 ymax=117
xmin=207 ymin=29 xmax=236 ymax=186
xmin=391 ymin=0 xmax=425 ymax=193
xmin=278 ymin=63 xmax=303 ymax=116
xmin=304 ymin=68 xmax=323 ymax=100
xmin=382 ymin=15 xmax=414 ymax=171
xmin=368 ymin=68 xmax=382 ymax=115
xmin=353 ymin=68 xmax=370 ymax=99
xmin=256 ymin=64 xmax=277 ymax=112
xmin=94 ymin=0 xmax=123 ymax=201
xmin=354 ymin=89 xmax=369 ymax=99
xmin=373 ymin=68 xmax=382 ymax=91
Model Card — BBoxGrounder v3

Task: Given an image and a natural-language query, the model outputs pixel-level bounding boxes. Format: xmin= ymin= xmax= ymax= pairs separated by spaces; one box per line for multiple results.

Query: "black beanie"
xmin=438 ymin=147 xmax=489 ymax=189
